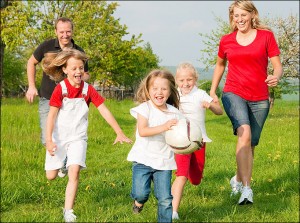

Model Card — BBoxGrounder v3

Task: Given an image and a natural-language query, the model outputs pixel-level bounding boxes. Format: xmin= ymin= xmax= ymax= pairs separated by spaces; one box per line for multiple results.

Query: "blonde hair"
xmin=175 ymin=62 xmax=199 ymax=80
xmin=42 ymin=49 xmax=88 ymax=82
xmin=229 ymin=0 xmax=271 ymax=32
xmin=135 ymin=69 xmax=180 ymax=109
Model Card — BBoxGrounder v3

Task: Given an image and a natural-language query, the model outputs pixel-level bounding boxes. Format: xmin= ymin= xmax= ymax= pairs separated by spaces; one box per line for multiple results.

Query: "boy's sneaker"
xmin=230 ymin=175 xmax=243 ymax=196
xmin=132 ymin=201 xmax=143 ymax=214
xmin=58 ymin=158 xmax=68 ymax=178
xmin=63 ymin=209 xmax=76 ymax=222
xmin=238 ymin=186 xmax=253 ymax=205
xmin=172 ymin=211 xmax=180 ymax=220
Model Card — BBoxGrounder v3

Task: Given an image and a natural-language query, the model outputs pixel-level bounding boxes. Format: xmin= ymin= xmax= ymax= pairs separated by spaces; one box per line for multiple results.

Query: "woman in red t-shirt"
xmin=210 ymin=0 xmax=282 ymax=205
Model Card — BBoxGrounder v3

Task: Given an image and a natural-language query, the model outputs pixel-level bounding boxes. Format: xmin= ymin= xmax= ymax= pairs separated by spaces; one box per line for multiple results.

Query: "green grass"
xmin=1 ymin=98 xmax=299 ymax=222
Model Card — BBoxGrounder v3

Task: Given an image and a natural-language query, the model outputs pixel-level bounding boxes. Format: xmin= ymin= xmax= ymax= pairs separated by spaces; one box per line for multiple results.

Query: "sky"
xmin=112 ymin=1 xmax=299 ymax=67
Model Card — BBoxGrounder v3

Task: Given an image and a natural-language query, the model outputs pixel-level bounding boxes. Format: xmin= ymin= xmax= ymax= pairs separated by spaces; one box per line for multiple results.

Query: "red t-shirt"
xmin=218 ymin=29 xmax=280 ymax=101
xmin=49 ymin=79 xmax=105 ymax=108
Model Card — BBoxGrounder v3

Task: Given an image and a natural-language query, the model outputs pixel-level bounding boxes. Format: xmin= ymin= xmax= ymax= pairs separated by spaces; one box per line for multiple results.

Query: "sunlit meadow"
xmin=1 ymin=98 xmax=299 ymax=222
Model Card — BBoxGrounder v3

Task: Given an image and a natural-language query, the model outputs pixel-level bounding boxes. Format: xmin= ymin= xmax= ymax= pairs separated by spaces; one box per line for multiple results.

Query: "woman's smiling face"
xmin=233 ymin=7 xmax=253 ymax=33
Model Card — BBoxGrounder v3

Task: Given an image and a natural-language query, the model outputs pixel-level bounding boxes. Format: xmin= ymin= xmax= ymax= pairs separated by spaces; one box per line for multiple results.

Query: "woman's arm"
xmin=265 ymin=56 xmax=283 ymax=87
xmin=210 ymin=56 xmax=227 ymax=102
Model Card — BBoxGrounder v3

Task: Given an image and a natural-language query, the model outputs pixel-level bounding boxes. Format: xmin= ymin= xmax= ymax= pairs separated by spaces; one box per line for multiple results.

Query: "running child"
xmin=42 ymin=49 xmax=132 ymax=222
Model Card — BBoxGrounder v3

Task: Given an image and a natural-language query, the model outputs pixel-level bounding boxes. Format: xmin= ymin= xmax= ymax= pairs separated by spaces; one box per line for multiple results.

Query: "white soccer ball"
xmin=165 ymin=118 xmax=202 ymax=154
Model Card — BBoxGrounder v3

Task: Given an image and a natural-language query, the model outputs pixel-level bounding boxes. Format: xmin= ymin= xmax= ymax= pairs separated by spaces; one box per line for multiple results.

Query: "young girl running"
xmin=42 ymin=49 xmax=132 ymax=222
xmin=127 ymin=69 xmax=181 ymax=222
xmin=171 ymin=62 xmax=223 ymax=220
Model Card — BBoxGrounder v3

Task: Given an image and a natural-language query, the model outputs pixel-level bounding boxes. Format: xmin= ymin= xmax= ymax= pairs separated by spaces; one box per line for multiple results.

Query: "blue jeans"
xmin=131 ymin=162 xmax=173 ymax=223
xmin=222 ymin=92 xmax=270 ymax=146
xmin=38 ymin=97 xmax=50 ymax=145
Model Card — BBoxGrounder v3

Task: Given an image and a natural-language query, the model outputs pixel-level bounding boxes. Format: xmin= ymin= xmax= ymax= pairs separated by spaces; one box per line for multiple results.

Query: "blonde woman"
xmin=210 ymin=0 xmax=283 ymax=205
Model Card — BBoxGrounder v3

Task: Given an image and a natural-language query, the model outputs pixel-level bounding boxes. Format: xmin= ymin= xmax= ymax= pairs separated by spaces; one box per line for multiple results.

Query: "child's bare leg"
xmin=64 ymin=164 xmax=80 ymax=210
xmin=171 ymin=176 xmax=188 ymax=212
xmin=46 ymin=170 xmax=59 ymax=180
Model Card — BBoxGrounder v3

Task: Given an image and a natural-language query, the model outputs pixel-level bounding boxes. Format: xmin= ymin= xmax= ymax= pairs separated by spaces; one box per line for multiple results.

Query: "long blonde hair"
xmin=135 ymin=69 xmax=180 ymax=109
xmin=229 ymin=0 xmax=271 ymax=32
xmin=42 ymin=49 xmax=88 ymax=82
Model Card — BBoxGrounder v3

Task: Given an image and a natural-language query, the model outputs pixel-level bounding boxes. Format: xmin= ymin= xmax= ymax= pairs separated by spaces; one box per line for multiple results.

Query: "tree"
xmin=0 ymin=0 xmax=11 ymax=99
xmin=1 ymin=0 xmax=159 ymax=95
xmin=198 ymin=80 xmax=221 ymax=98
xmin=2 ymin=49 xmax=26 ymax=97
xmin=266 ymin=15 xmax=299 ymax=107
xmin=199 ymin=14 xmax=299 ymax=105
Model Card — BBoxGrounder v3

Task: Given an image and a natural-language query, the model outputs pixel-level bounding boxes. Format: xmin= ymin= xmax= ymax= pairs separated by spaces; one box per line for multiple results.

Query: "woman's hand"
xmin=265 ymin=75 xmax=280 ymax=87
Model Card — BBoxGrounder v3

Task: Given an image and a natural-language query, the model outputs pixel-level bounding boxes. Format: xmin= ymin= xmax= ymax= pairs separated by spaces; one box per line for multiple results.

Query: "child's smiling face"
xmin=149 ymin=77 xmax=171 ymax=110
xmin=175 ymin=68 xmax=197 ymax=95
xmin=63 ymin=57 xmax=85 ymax=87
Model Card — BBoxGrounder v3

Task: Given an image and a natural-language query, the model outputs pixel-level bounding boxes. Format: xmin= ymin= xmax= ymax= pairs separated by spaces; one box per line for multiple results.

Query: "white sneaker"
xmin=230 ymin=175 xmax=243 ymax=196
xmin=172 ymin=211 xmax=180 ymax=220
xmin=63 ymin=209 xmax=77 ymax=222
xmin=58 ymin=158 xmax=68 ymax=178
xmin=238 ymin=186 xmax=253 ymax=205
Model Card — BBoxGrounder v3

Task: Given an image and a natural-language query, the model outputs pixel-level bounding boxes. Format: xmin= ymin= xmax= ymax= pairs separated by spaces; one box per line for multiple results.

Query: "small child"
xmin=127 ymin=69 xmax=181 ymax=222
xmin=171 ymin=62 xmax=223 ymax=220
xmin=42 ymin=49 xmax=132 ymax=222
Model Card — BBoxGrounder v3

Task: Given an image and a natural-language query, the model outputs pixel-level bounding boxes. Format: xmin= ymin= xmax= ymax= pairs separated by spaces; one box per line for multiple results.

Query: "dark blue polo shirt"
xmin=33 ymin=38 xmax=88 ymax=99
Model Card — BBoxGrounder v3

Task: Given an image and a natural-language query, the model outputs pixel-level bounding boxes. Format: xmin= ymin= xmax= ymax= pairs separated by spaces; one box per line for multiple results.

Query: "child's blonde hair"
xmin=175 ymin=62 xmax=199 ymax=80
xmin=42 ymin=49 xmax=88 ymax=82
xmin=135 ymin=69 xmax=180 ymax=109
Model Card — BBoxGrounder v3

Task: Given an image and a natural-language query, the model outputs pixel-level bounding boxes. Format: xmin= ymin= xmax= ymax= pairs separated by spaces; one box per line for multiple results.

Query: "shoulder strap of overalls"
xmin=82 ymin=82 xmax=89 ymax=98
xmin=60 ymin=80 xmax=68 ymax=97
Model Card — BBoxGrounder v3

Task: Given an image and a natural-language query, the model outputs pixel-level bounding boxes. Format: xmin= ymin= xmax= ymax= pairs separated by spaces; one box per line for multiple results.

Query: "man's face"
xmin=55 ymin=21 xmax=73 ymax=47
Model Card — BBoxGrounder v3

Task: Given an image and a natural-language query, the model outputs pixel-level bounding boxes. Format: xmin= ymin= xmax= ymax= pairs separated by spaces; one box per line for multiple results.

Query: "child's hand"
xmin=164 ymin=119 xmax=178 ymax=131
xmin=202 ymin=101 xmax=211 ymax=109
xmin=113 ymin=132 xmax=133 ymax=145
xmin=46 ymin=141 xmax=57 ymax=156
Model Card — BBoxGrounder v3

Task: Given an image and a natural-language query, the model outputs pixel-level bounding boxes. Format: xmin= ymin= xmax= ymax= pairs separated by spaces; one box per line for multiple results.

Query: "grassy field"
xmin=1 ymin=98 xmax=299 ymax=222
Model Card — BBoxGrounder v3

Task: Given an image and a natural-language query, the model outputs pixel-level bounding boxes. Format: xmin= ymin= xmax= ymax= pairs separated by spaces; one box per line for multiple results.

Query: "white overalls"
xmin=45 ymin=81 xmax=89 ymax=171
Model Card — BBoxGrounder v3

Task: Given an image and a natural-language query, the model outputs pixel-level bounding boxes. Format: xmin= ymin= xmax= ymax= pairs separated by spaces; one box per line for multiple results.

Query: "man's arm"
xmin=26 ymin=55 xmax=39 ymax=103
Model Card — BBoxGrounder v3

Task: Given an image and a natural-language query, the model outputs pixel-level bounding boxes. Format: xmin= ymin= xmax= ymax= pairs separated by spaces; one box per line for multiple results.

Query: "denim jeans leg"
xmin=248 ymin=100 xmax=270 ymax=146
xmin=153 ymin=170 xmax=172 ymax=223
xmin=131 ymin=162 xmax=152 ymax=204
xmin=38 ymin=97 xmax=50 ymax=145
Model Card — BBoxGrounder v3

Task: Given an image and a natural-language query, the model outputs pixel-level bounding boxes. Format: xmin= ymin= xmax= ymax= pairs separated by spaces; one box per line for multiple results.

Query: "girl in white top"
xmin=127 ymin=69 xmax=181 ymax=222
xmin=171 ymin=62 xmax=223 ymax=220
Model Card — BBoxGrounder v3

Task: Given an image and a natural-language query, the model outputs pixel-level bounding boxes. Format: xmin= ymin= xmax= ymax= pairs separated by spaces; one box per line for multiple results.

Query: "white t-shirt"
xmin=178 ymin=86 xmax=213 ymax=142
xmin=127 ymin=100 xmax=181 ymax=170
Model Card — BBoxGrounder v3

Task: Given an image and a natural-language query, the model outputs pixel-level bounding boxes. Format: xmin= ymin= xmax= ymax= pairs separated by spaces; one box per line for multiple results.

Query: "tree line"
xmin=1 ymin=1 xmax=299 ymax=101
xmin=1 ymin=1 xmax=160 ymax=97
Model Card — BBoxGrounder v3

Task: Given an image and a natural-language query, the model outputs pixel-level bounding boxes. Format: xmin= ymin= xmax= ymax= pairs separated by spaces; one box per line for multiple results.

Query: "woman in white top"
xmin=127 ymin=69 xmax=181 ymax=222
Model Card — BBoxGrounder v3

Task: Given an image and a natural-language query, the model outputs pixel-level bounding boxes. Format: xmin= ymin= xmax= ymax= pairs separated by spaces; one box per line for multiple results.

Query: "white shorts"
xmin=45 ymin=140 xmax=87 ymax=171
